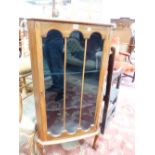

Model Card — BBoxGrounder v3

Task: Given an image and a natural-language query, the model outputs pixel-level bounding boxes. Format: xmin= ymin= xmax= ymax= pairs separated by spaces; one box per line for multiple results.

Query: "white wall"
xmin=19 ymin=0 xmax=135 ymax=24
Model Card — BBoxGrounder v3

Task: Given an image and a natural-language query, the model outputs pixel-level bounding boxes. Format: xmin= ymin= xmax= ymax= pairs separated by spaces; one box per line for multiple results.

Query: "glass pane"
xmin=42 ymin=30 xmax=64 ymax=135
xmin=66 ymin=31 xmax=85 ymax=133
xmin=81 ymin=32 xmax=104 ymax=130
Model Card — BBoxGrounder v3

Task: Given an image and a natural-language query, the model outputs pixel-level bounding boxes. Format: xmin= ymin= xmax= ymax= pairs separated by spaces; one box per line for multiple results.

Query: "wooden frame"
xmin=27 ymin=18 xmax=113 ymax=152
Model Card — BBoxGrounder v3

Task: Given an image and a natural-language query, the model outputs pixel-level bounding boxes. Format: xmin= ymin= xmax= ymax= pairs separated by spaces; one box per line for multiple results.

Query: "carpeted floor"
xmin=19 ymin=77 xmax=135 ymax=155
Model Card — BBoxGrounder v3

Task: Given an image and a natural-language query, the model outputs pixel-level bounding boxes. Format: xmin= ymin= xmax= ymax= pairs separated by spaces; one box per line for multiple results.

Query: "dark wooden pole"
xmin=100 ymin=47 xmax=115 ymax=134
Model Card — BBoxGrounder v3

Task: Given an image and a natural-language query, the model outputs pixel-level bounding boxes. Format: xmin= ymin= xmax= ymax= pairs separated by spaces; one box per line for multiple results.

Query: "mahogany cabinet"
xmin=27 ymin=18 xmax=113 ymax=153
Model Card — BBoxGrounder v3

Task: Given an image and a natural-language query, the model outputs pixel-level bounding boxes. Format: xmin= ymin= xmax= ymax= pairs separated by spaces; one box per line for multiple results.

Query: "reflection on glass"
xmin=42 ymin=30 xmax=104 ymax=134
xmin=82 ymin=32 xmax=104 ymax=130
xmin=42 ymin=29 xmax=64 ymax=135
xmin=66 ymin=31 xmax=84 ymax=133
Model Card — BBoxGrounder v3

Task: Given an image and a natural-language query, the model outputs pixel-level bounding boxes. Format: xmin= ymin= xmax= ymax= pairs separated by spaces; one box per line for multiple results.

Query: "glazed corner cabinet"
xmin=27 ymin=18 xmax=113 ymax=154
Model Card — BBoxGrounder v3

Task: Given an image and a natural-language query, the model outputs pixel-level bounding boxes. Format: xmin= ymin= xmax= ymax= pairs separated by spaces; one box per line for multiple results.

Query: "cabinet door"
xmin=42 ymin=30 xmax=104 ymax=135
xmin=28 ymin=19 xmax=111 ymax=140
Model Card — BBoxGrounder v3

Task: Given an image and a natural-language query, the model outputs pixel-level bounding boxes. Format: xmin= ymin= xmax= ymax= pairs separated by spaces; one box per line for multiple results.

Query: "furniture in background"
xmin=27 ymin=18 xmax=113 ymax=154
xmin=120 ymin=35 xmax=135 ymax=82
xmin=111 ymin=17 xmax=135 ymax=43
xmin=112 ymin=36 xmax=135 ymax=83
xmin=19 ymin=95 xmax=22 ymax=123
xmin=100 ymin=47 xmax=122 ymax=134
xmin=19 ymin=18 xmax=33 ymax=96
xmin=19 ymin=63 xmax=32 ymax=95
xmin=110 ymin=17 xmax=135 ymax=82
xmin=19 ymin=94 xmax=36 ymax=155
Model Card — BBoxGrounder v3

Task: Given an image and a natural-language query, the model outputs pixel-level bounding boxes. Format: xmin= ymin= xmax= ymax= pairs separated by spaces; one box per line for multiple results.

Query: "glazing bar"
xmin=78 ymin=39 xmax=88 ymax=128
xmin=63 ymin=37 xmax=67 ymax=129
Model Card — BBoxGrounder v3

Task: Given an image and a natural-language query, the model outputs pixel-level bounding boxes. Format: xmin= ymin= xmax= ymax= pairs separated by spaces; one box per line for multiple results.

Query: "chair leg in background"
xmin=132 ymin=72 xmax=135 ymax=82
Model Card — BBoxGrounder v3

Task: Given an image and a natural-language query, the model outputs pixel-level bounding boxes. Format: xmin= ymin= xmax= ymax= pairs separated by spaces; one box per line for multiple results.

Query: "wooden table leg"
xmin=92 ymin=135 xmax=99 ymax=150
xmin=19 ymin=95 xmax=22 ymax=123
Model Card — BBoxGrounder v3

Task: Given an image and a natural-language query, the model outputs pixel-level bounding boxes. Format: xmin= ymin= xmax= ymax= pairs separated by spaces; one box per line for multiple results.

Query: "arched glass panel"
xmin=42 ymin=29 xmax=64 ymax=135
xmin=66 ymin=31 xmax=85 ymax=133
xmin=81 ymin=32 xmax=104 ymax=130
